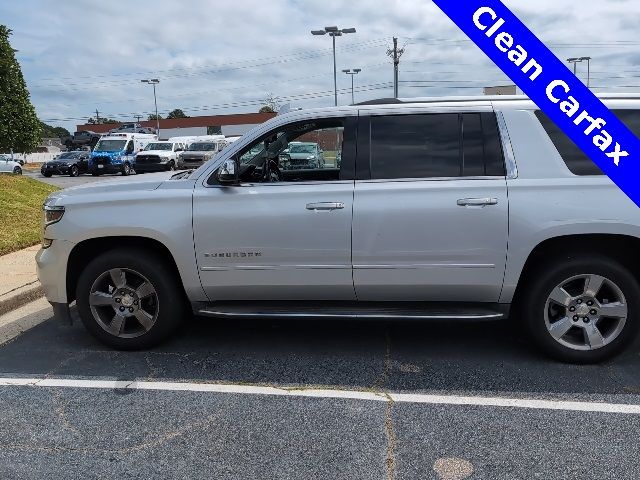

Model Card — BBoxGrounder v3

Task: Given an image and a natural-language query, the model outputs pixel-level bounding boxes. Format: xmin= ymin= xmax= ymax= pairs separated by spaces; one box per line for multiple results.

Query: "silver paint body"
xmin=37 ymin=95 xmax=640 ymax=310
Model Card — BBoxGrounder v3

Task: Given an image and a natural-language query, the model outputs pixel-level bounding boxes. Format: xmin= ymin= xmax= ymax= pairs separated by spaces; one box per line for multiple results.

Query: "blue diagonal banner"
xmin=432 ymin=0 xmax=640 ymax=207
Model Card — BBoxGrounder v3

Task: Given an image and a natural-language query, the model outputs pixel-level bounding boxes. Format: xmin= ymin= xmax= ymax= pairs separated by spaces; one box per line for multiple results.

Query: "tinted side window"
xmin=369 ymin=113 xmax=505 ymax=179
xmin=370 ymin=114 xmax=460 ymax=179
xmin=535 ymin=109 xmax=640 ymax=176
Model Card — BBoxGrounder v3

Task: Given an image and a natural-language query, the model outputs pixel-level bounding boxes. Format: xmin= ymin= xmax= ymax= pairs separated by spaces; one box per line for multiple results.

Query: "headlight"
xmin=43 ymin=204 xmax=65 ymax=227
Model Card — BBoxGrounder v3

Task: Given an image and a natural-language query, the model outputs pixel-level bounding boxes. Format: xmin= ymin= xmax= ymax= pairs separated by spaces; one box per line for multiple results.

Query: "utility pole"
xmin=135 ymin=114 xmax=142 ymax=124
xmin=95 ymin=109 xmax=100 ymax=124
xmin=387 ymin=37 xmax=405 ymax=98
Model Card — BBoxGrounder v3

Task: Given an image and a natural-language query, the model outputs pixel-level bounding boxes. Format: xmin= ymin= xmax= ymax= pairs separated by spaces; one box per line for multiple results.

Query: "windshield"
xmin=187 ymin=142 xmax=217 ymax=151
xmin=144 ymin=143 xmax=172 ymax=151
xmin=94 ymin=140 xmax=127 ymax=152
xmin=57 ymin=152 xmax=80 ymax=159
xmin=289 ymin=144 xmax=316 ymax=154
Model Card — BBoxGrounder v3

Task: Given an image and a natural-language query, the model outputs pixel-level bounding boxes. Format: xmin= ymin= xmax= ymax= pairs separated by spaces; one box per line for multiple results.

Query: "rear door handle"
xmin=457 ymin=197 xmax=498 ymax=207
xmin=306 ymin=202 xmax=345 ymax=211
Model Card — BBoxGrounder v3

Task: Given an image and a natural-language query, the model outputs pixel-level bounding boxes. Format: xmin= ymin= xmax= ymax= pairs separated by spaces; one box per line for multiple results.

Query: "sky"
xmin=1 ymin=0 xmax=639 ymax=132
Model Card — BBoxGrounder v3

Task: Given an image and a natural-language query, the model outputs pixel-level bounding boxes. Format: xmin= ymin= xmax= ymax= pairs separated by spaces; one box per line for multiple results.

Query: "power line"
xmin=32 ymin=39 xmax=390 ymax=89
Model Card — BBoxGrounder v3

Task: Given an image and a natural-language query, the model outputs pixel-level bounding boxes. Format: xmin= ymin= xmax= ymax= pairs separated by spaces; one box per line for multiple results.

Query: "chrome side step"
xmin=195 ymin=302 xmax=508 ymax=321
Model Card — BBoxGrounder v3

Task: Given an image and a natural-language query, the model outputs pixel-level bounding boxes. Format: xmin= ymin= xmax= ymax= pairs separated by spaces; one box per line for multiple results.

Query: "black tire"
xmin=122 ymin=163 xmax=131 ymax=176
xmin=76 ymin=248 xmax=185 ymax=349
xmin=69 ymin=165 xmax=79 ymax=177
xmin=13 ymin=166 xmax=22 ymax=175
xmin=43 ymin=172 xmax=52 ymax=177
xmin=521 ymin=255 xmax=640 ymax=363
xmin=167 ymin=160 xmax=176 ymax=171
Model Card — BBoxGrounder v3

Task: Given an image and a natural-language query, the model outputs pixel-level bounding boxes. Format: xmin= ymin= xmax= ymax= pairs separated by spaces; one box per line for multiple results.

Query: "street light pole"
xmin=311 ymin=26 xmax=356 ymax=107
xmin=579 ymin=56 xmax=592 ymax=88
xmin=342 ymin=68 xmax=361 ymax=104
xmin=141 ymin=78 xmax=160 ymax=135
xmin=567 ymin=57 xmax=582 ymax=75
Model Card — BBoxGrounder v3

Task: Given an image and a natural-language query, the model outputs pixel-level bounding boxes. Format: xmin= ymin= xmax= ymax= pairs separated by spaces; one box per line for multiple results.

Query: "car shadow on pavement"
xmin=1 ymin=308 xmax=639 ymax=398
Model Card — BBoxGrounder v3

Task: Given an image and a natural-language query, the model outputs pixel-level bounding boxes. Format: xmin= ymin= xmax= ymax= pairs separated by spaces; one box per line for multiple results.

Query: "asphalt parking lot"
xmin=24 ymin=170 xmax=125 ymax=188
xmin=24 ymin=169 xmax=178 ymax=189
xmin=1 ymin=304 xmax=639 ymax=480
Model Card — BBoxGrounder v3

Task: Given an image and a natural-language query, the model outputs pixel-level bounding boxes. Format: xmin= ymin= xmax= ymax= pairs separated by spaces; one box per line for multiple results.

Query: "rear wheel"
xmin=76 ymin=249 xmax=185 ymax=349
xmin=521 ymin=255 xmax=640 ymax=363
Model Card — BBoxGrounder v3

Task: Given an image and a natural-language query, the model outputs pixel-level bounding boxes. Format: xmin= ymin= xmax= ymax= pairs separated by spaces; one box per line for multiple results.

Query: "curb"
xmin=0 ymin=282 xmax=45 ymax=317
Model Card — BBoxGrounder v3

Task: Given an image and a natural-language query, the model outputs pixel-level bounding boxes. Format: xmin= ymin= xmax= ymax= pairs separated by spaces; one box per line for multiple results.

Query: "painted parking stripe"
xmin=1 ymin=376 xmax=640 ymax=414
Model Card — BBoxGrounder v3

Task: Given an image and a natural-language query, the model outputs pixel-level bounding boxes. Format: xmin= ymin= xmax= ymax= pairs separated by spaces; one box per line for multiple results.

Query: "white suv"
xmin=37 ymin=94 xmax=640 ymax=363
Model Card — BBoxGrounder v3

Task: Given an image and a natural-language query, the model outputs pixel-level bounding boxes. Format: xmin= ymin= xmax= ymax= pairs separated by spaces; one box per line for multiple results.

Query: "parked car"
xmin=89 ymin=133 xmax=157 ymax=176
xmin=0 ymin=156 xmax=22 ymax=174
xmin=134 ymin=141 xmax=185 ymax=173
xmin=1 ymin=154 xmax=25 ymax=166
xmin=61 ymin=130 xmax=101 ymax=151
xmin=177 ymin=138 xmax=227 ymax=169
xmin=109 ymin=123 xmax=155 ymax=135
xmin=279 ymin=141 xmax=325 ymax=169
xmin=37 ymin=94 xmax=640 ymax=363
xmin=41 ymin=151 xmax=90 ymax=177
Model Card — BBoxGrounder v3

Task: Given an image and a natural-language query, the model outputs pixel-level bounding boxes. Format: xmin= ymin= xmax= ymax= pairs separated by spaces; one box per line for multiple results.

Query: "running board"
xmin=195 ymin=302 xmax=508 ymax=321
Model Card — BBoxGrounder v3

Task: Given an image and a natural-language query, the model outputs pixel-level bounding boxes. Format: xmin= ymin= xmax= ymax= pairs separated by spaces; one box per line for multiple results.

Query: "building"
xmin=76 ymin=112 xmax=277 ymax=140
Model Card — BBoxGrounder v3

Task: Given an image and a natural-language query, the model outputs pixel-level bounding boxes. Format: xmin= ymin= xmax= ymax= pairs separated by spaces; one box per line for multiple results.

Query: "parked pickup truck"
xmin=37 ymin=94 xmax=640 ymax=363
xmin=61 ymin=130 xmax=101 ymax=151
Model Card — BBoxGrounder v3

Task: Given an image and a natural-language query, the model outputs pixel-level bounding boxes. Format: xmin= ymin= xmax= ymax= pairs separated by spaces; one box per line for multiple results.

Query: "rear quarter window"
xmin=535 ymin=109 xmax=640 ymax=176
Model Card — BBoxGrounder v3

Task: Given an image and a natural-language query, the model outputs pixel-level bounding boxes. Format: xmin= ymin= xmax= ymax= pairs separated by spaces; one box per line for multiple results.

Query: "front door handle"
xmin=457 ymin=197 xmax=498 ymax=207
xmin=306 ymin=202 xmax=345 ymax=211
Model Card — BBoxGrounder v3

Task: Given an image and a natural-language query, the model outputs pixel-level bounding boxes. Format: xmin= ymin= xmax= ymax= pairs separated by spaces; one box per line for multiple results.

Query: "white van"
xmin=89 ymin=132 xmax=157 ymax=176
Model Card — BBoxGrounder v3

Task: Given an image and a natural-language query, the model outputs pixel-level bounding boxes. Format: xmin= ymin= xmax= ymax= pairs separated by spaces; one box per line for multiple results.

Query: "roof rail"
xmin=355 ymin=98 xmax=404 ymax=106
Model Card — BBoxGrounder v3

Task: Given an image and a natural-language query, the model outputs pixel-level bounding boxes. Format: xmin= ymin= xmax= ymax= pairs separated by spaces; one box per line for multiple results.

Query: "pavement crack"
xmin=383 ymin=393 xmax=397 ymax=480
xmin=51 ymin=388 xmax=81 ymax=436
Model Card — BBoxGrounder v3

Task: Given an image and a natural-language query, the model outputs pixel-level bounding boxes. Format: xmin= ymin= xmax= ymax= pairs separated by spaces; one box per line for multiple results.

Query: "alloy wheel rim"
xmin=544 ymin=273 xmax=628 ymax=351
xmin=88 ymin=268 xmax=159 ymax=338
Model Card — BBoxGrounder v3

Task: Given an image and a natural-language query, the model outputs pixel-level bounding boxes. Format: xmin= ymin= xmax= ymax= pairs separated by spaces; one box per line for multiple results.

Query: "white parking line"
xmin=1 ymin=376 xmax=639 ymax=414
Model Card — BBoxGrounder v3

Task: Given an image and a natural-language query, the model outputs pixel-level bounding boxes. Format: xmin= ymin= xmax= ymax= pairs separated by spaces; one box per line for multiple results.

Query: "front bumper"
xmin=88 ymin=164 xmax=121 ymax=174
xmin=178 ymin=157 xmax=206 ymax=169
xmin=36 ymin=239 xmax=76 ymax=305
xmin=135 ymin=162 xmax=169 ymax=172
xmin=41 ymin=164 xmax=71 ymax=175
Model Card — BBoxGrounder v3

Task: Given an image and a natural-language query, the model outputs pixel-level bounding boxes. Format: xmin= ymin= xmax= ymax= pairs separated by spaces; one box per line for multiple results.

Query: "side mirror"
xmin=217 ymin=159 xmax=238 ymax=184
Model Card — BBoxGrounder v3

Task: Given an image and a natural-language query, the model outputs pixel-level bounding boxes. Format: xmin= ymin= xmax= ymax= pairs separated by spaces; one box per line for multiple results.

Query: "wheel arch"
xmin=66 ymin=236 xmax=187 ymax=304
xmin=512 ymin=233 xmax=640 ymax=307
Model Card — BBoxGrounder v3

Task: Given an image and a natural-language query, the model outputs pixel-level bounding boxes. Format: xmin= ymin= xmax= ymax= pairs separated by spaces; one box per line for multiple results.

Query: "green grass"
xmin=0 ymin=175 xmax=59 ymax=256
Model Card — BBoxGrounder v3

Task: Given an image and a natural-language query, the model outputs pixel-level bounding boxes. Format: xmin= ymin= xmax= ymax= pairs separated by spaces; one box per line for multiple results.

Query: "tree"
xmin=148 ymin=113 xmax=163 ymax=121
xmin=167 ymin=108 xmax=188 ymax=119
xmin=39 ymin=120 xmax=69 ymax=139
xmin=259 ymin=93 xmax=280 ymax=113
xmin=87 ymin=117 xmax=118 ymax=125
xmin=0 ymin=25 xmax=41 ymax=153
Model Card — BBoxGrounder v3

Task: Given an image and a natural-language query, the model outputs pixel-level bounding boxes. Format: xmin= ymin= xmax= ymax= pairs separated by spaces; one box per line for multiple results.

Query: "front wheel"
xmin=122 ymin=163 xmax=131 ymax=176
xmin=69 ymin=165 xmax=79 ymax=177
xmin=167 ymin=160 xmax=176 ymax=171
xmin=521 ymin=255 xmax=640 ymax=363
xmin=13 ymin=166 xmax=22 ymax=175
xmin=76 ymin=249 xmax=185 ymax=349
